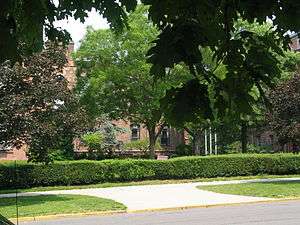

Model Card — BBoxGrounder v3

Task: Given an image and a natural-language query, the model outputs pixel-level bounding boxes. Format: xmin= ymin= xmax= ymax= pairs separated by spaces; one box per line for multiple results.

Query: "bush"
xmin=123 ymin=139 xmax=162 ymax=151
xmin=1 ymin=154 xmax=300 ymax=189
xmin=81 ymin=132 xmax=103 ymax=151
xmin=174 ymin=144 xmax=193 ymax=156
xmin=225 ymin=141 xmax=274 ymax=154
xmin=49 ymin=149 xmax=74 ymax=161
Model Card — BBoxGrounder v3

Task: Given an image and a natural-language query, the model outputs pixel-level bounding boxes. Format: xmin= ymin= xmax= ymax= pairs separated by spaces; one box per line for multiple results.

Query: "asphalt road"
xmin=21 ymin=201 xmax=300 ymax=225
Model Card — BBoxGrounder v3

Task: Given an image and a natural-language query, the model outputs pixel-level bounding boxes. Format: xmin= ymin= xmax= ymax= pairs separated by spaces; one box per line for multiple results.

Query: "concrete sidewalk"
xmin=2 ymin=177 xmax=300 ymax=211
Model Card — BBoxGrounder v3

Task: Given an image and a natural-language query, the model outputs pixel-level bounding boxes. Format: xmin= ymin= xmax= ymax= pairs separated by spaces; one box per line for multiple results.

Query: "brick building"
xmin=248 ymin=32 xmax=300 ymax=151
xmin=110 ymin=120 xmax=185 ymax=151
xmin=0 ymin=43 xmax=78 ymax=161
xmin=290 ymin=33 xmax=300 ymax=52
xmin=0 ymin=43 xmax=185 ymax=160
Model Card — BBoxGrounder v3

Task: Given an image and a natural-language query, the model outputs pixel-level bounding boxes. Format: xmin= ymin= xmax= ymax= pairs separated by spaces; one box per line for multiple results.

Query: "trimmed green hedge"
xmin=1 ymin=154 xmax=300 ymax=189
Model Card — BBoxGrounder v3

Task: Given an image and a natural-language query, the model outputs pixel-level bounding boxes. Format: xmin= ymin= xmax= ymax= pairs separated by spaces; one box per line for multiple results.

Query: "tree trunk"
xmin=148 ymin=126 xmax=157 ymax=159
xmin=241 ymin=122 xmax=248 ymax=153
xmin=191 ymin=137 xmax=196 ymax=154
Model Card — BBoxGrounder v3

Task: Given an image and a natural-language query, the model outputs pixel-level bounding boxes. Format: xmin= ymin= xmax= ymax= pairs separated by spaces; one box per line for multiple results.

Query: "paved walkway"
xmin=2 ymin=177 xmax=300 ymax=211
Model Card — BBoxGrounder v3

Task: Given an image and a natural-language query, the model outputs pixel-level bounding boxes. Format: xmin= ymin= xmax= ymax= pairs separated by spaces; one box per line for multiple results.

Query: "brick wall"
xmin=63 ymin=42 xmax=77 ymax=89
xmin=290 ymin=34 xmax=300 ymax=51
xmin=0 ymin=44 xmax=76 ymax=161
xmin=0 ymin=145 xmax=27 ymax=161
xmin=112 ymin=120 xmax=185 ymax=150
xmin=112 ymin=120 xmax=149 ymax=144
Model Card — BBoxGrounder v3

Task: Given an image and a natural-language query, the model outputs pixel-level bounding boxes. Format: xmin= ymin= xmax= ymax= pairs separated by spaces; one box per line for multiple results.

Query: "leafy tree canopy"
xmin=0 ymin=43 xmax=88 ymax=163
xmin=2 ymin=0 xmax=300 ymax=127
xmin=165 ymin=20 xmax=300 ymax=153
xmin=0 ymin=0 xmax=137 ymax=62
xmin=75 ymin=6 xmax=191 ymax=157
xmin=268 ymin=75 xmax=300 ymax=146
xmin=81 ymin=115 xmax=125 ymax=159
xmin=2 ymin=0 xmax=299 ymax=62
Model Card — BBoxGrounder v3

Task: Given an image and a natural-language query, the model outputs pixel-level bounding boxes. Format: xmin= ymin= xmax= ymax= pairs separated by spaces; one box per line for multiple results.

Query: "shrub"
xmin=225 ymin=141 xmax=274 ymax=154
xmin=174 ymin=144 xmax=193 ymax=156
xmin=49 ymin=149 xmax=74 ymax=161
xmin=81 ymin=132 xmax=103 ymax=151
xmin=123 ymin=139 xmax=162 ymax=151
xmin=1 ymin=154 xmax=300 ymax=189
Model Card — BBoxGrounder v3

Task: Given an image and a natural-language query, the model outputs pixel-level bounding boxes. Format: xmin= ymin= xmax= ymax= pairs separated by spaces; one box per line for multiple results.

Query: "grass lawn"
xmin=198 ymin=180 xmax=300 ymax=198
xmin=0 ymin=194 xmax=126 ymax=219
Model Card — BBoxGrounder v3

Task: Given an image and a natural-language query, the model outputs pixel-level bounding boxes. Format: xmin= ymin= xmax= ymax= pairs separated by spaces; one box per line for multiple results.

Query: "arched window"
xmin=130 ymin=124 xmax=140 ymax=141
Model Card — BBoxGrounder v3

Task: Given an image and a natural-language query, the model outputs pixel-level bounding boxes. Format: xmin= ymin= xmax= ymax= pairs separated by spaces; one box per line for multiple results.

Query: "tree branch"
xmin=184 ymin=126 xmax=195 ymax=137
xmin=154 ymin=122 xmax=167 ymax=141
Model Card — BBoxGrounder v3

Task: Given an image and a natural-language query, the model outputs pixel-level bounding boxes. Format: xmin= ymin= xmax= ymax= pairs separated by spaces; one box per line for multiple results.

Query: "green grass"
xmin=198 ymin=181 xmax=300 ymax=198
xmin=1 ymin=174 xmax=300 ymax=195
xmin=0 ymin=194 xmax=126 ymax=219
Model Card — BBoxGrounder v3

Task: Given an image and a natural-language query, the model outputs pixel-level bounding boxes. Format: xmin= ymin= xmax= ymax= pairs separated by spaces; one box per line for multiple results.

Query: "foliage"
xmin=225 ymin=141 xmax=273 ymax=154
xmin=174 ymin=144 xmax=193 ymax=157
xmin=81 ymin=132 xmax=103 ymax=152
xmin=79 ymin=116 xmax=125 ymax=160
xmin=1 ymin=195 xmax=126 ymax=218
xmin=75 ymin=6 xmax=190 ymax=157
xmin=94 ymin=117 xmax=125 ymax=153
xmin=0 ymin=43 xmax=88 ymax=164
xmin=2 ymin=1 xmax=300 ymax=131
xmin=123 ymin=139 xmax=162 ymax=151
xmin=145 ymin=1 xmax=298 ymax=122
xmin=2 ymin=154 xmax=300 ymax=189
xmin=48 ymin=149 xmax=74 ymax=161
xmin=268 ymin=75 xmax=300 ymax=146
xmin=169 ymin=21 xmax=300 ymax=153
xmin=0 ymin=0 xmax=137 ymax=63
xmin=2 ymin=1 xmax=300 ymax=64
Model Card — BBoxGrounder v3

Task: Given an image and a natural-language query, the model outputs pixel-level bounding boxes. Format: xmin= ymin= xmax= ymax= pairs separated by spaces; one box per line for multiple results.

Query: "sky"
xmin=53 ymin=9 xmax=109 ymax=49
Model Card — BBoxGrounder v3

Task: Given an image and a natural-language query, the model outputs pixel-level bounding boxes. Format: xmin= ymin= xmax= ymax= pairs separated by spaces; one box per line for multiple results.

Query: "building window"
xmin=131 ymin=124 xmax=140 ymax=141
xmin=160 ymin=126 xmax=170 ymax=146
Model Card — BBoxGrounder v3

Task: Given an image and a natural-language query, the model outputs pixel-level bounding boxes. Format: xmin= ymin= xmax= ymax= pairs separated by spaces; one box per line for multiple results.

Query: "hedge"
xmin=1 ymin=154 xmax=300 ymax=189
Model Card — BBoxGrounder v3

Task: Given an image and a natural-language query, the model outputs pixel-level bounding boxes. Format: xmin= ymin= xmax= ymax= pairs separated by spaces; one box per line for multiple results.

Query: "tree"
xmin=0 ymin=0 xmax=137 ymax=63
xmin=2 ymin=1 xmax=300 ymax=140
xmin=2 ymin=1 xmax=300 ymax=63
xmin=81 ymin=116 xmax=125 ymax=159
xmin=0 ymin=43 xmax=88 ymax=163
xmin=268 ymin=75 xmax=300 ymax=148
xmin=75 ymin=6 xmax=190 ymax=158
xmin=162 ymin=20 xmax=300 ymax=153
xmin=145 ymin=1 xmax=300 ymax=127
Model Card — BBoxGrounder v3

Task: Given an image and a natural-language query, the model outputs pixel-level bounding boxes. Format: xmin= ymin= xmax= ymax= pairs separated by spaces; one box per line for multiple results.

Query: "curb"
xmin=10 ymin=210 xmax=127 ymax=223
xmin=127 ymin=198 xmax=300 ymax=214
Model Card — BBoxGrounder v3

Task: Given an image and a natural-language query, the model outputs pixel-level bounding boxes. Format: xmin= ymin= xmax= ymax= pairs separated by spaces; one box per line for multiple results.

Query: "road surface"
xmin=21 ymin=200 xmax=300 ymax=225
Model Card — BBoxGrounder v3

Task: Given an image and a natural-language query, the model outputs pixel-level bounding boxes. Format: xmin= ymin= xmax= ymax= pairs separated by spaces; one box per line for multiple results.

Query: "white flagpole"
xmin=204 ymin=129 xmax=208 ymax=155
xmin=209 ymin=127 xmax=212 ymax=155
xmin=214 ymin=132 xmax=217 ymax=155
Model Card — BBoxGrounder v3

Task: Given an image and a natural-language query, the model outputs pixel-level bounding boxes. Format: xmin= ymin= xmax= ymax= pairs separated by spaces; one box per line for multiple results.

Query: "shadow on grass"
xmin=252 ymin=180 xmax=300 ymax=185
xmin=0 ymin=195 xmax=74 ymax=208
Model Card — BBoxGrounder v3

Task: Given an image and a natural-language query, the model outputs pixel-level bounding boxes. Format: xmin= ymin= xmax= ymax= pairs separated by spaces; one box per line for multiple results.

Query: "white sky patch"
xmin=53 ymin=9 xmax=109 ymax=49
xmin=54 ymin=99 xmax=65 ymax=105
